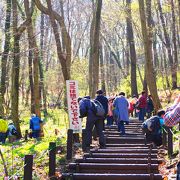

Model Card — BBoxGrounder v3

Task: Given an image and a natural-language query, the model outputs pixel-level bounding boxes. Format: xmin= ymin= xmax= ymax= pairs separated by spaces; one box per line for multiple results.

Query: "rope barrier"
xmin=8 ymin=164 xmax=26 ymax=180
xmin=169 ymin=128 xmax=179 ymax=139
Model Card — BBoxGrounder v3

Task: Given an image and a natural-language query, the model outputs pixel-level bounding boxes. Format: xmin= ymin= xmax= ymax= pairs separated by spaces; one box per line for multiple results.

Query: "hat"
xmin=96 ymin=90 xmax=103 ymax=95
xmin=9 ymin=120 xmax=14 ymax=124
xmin=84 ymin=96 xmax=91 ymax=99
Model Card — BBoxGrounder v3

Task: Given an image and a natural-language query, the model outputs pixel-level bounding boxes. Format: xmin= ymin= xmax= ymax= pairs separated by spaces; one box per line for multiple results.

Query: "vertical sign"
xmin=66 ymin=80 xmax=82 ymax=133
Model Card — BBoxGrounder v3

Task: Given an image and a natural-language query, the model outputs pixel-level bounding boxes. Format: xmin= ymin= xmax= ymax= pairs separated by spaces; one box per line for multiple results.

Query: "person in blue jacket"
xmin=78 ymin=97 xmax=105 ymax=152
xmin=30 ymin=114 xmax=43 ymax=138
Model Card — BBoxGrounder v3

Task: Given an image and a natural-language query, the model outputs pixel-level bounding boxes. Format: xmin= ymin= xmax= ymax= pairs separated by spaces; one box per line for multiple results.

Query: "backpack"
xmin=142 ymin=116 xmax=161 ymax=134
xmin=91 ymin=100 xmax=105 ymax=117
xmin=79 ymin=99 xmax=90 ymax=118
xmin=135 ymin=101 xmax=140 ymax=110
xmin=0 ymin=119 xmax=8 ymax=133
xmin=11 ymin=127 xmax=17 ymax=136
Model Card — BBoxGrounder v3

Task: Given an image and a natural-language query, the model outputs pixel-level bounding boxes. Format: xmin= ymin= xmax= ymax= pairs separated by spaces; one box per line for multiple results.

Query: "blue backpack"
xmin=91 ymin=100 xmax=105 ymax=117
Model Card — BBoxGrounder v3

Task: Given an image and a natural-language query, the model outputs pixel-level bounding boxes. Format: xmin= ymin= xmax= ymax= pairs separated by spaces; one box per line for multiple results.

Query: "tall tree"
xmin=89 ymin=0 xmax=102 ymax=98
xmin=170 ymin=0 xmax=178 ymax=89
xmin=99 ymin=43 xmax=106 ymax=93
xmin=11 ymin=0 xmax=30 ymax=138
xmin=138 ymin=0 xmax=161 ymax=111
xmin=126 ymin=0 xmax=138 ymax=97
xmin=39 ymin=12 xmax=47 ymax=116
xmin=34 ymin=0 xmax=71 ymax=82
xmin=0 ymin=0 xmax=11 ymax=116
xmin=157 ymin=0 xmax=177 ymax=89
xmin=24 ymin=0 xmax=41 ymax=117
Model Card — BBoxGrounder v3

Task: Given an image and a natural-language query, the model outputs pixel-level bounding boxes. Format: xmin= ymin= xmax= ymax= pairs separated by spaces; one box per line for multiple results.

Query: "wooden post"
xmin=167 ymin=127 xmax=173 ymax=158
xmin=162 ymin=127 xmax=167 ymax=147
xmin=24 ymin=155 xmax=33 ymax=180
xmin=49 ymin=142 xmax=56 ymax=179
xmin=82 ymin=129 xmax=87 ymax=152
xmin=66 ymin=129 xmax=73 ymax=160
xmin=25 ymin=130 xmax=28 ymax=141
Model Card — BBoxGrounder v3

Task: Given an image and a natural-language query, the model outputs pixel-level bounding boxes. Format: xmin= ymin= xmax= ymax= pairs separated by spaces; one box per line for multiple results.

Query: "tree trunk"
xmin=11 ymin=0 xmax=30 ymax=138
xmin=28 ymin=44 xmax=35 ymax=113
xmin=126 ymin=0 xmax=138 ymax=97
xmin=35 ymin=0 xmax=71 ymax=82
xmin=170 ymin=0 xmax=178 ymax=89
xmin=99 ymin=43 xmax=106 ymax=93
xmin=11 ymin=1 xmax=21 ymax=138
xmin=25 ymin=0 xmax=41 ymax=117
xmin=0 ymin=0 xmax=11 ymax=116
xmin=39 ymin=12 xmax=47 ymax=116
xmin=152 ymin=33 xmax=159 ymax=72
xmin=89 ymin=0 xmax=102 ymax=98
xmin=138 ymin=0 xmax=161 ymax=111
xmin=157 ymin=0 xmax=177 ymax=89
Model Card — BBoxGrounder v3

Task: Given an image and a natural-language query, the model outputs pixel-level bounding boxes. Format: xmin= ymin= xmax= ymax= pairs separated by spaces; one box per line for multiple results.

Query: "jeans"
xmin=107 ymin=116 xmax=113 ymax=126
xmin=0 ymin=132 xmax=7 ymax=144
xmin=32 ymin=130 xmax=40 ymax=138
xmin=86 ymin=117 xmax=105 ymax=148
xmin=139 ymin=108 xmax=146 ymax=121
xmin=118 ymin=121 xmax=125 ymax=134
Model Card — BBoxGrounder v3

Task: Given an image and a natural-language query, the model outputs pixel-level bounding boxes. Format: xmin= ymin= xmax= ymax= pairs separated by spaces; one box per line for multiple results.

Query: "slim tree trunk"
xmin=126 ymin=0 xmax=138 ymax=97
xmin=157 ymin=0 xmax=177 ymax=89
xmin=89 ymin=0 xmax=102 ymax=98
xmin=100 ymin=43 xmax=106 ymax=93
xmin=138 ymin=0 xmax=161 ymax=111
xmin=28 ymin=44 xmax=35 ymax=113
xmin=11 ymin=0 xmax=30 ymax=138
xmin=39 ymin=12 xmax=47 ymax=116
xmin=0 ymin=0 xmax=11 ymax=116
xmin=25 ymin=0 xmax=41 ymax=117
xmin=152 ymin=33 xmax=159 ymax=71
xmin=35 ymin=0 xmax=71 ymax=81
xmin=170 ymin=0 xmax=178 ymax=89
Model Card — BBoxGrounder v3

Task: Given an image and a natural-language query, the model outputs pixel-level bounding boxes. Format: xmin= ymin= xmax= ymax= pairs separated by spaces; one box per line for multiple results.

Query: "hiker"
xmin=95 ymin=90 xmax=108 ymax=121
xmin=164 ymin=94 xmax=180 ymax=127
xmin=93 ymin=90 xmax=108 ymax=139
xmin=128 ymin=101 xmax=134 ymax=117
xmin=113 ymin=92 xmax=129 ymax=135
xmin=128 ymin=95 xmax=137 ymax=117
xmin=146 ymin=95 xmax=154 ymax=118
xmin=137 ymin=91 xmax=147 ymax=121
xmin=107 ymin=97 xmax=115 ymax=126
xmin=142 ymin=110 xmax=165 ymax=146
xmin=29 ymin=114 xmax=43 ymax=139
xmin=0 ymin=117 xmax=8 ymax=144
xmin=78 ymin=97 xmax=105 ymax=152
xmin=7 ymin=121 xmax=17 ymax=143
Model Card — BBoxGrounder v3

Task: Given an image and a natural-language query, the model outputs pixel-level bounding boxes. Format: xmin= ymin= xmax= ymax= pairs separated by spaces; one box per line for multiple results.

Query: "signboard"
xmin=66 ymin=80 xmax=82 ymax=133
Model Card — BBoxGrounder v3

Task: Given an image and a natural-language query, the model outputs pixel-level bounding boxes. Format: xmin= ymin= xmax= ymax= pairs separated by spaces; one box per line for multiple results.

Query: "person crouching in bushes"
xmin=8 ymin=121 xmax=17 ymax=143
xmin=30 ymin=114 xmax=43 ymax=139
xmin=142 ymin=110 xmax=165 ymax=147
xmin=0 ymin=117 xmax=8 ymax=144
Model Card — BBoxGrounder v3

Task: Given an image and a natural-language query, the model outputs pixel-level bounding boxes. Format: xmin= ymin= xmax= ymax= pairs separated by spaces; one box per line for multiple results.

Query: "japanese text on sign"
xmin=66 ymin=80 xmax=82 ymax=133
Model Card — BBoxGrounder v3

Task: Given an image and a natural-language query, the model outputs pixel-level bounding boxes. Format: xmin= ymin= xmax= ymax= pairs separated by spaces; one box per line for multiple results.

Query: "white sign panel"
xmin=66 ymin=80 xmax=82 ymax=133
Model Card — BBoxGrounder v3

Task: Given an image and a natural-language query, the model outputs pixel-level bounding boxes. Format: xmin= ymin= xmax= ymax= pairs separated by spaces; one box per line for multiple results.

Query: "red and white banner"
xmin=66 ymin=80 xmax=82 ymax=133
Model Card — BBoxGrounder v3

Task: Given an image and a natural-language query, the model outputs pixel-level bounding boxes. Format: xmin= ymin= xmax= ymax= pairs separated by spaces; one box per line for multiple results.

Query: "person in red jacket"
xmin=137 ymin=91 xmax=147 ymax=121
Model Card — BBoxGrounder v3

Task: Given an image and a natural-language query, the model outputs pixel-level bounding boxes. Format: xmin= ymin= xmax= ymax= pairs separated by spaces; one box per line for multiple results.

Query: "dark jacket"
xmin=30 ymin=116 xmax=42 ymax=131
xmin=146 ymin=98 xmax=154 ymax=112
xmin=79 ymin=98 xmax=99 ymax=121
xmin=95 ymin=95 xmax=108 ymax=116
